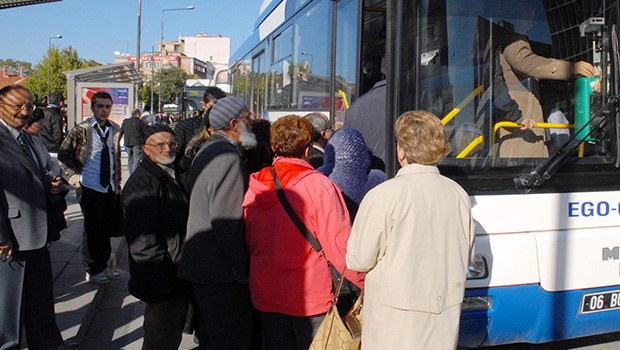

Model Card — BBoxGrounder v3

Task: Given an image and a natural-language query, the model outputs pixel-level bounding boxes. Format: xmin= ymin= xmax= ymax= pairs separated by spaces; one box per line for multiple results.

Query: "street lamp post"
xmin=150 ymin=46 xmax=155 ymax=115
xmin=139 ymin=49 xmax=156 ymax=115
xmin=158 ymin=58 xmax=169 ymax=115
xmin=301 ymin=51 xmax=313 ymax=73
xmin=159 ymin=6 xmax=194 ymax=113
xmin=136 ymin=0 xmax=142 ymax=108
xmin=47 ymin=34 xmax=62 ymax=103
xmin=160 ymin=6 xmax=195 ymax=51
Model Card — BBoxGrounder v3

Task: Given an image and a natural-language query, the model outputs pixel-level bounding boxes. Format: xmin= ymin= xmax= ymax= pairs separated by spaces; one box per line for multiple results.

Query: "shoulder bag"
xmin=272 ymin=167 xmax=362 ymax=349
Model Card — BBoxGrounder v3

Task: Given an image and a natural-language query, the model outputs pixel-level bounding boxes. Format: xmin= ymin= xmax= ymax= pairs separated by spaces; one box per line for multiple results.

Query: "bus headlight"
xmin=467 ymin=255 xmax=488 ymax=279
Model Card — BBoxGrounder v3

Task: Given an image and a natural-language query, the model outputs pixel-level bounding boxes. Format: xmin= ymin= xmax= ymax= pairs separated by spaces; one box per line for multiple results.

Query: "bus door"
xmin=359 ymin=0 xmax=387 ymax=97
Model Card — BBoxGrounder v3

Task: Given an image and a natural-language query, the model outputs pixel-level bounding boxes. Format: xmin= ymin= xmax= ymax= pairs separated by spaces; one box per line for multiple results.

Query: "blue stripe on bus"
xmin=458 ymin=284 xmax=620 ymax=347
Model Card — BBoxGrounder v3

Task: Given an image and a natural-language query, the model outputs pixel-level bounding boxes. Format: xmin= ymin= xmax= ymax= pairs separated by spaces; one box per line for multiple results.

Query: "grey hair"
xmin=303 ymin=112 xmax=332 ymax=141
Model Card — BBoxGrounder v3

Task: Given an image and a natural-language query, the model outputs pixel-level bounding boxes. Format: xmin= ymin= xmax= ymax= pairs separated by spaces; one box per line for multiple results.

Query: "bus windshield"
xmin=397 ymin=0 xmax=619 ymax=190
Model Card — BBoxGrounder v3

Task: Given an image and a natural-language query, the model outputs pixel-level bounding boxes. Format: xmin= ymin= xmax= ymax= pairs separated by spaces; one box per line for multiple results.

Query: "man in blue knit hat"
xmin=178 ymin=96 xmax=257 ymax=348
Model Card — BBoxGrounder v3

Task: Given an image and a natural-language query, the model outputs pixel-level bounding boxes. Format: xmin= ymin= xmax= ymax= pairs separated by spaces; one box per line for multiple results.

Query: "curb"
xmin=74 ymin=236 xmax=126 ymax=343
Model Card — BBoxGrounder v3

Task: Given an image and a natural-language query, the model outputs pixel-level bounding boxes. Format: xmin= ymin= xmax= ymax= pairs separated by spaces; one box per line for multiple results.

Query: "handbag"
xmin=46 ymin=191 xmax=67 ymax=242
xmin=309 ymin=267 xmax=363 ymax=350
xmin=46 ymin=176 xmax=70 ymax=242
xmin=271 ymin=167 xmax=361 ymax=309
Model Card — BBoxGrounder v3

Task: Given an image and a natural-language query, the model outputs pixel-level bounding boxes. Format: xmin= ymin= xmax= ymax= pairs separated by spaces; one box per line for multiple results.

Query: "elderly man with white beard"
xmin=121 ymin=124 xmax=191 ymax=350
xmin=178 ymin=96 xmax=259 ymax=349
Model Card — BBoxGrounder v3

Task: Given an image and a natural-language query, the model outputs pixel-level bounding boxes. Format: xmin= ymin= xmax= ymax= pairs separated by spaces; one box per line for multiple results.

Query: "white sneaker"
xmin=85 ymin=272 xmax=110 ymax=284
xmin=103 ymin=268 xmax=121 ymax=280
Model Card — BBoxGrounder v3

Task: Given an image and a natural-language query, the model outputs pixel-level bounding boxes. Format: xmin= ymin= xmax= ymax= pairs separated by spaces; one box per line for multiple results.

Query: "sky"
xmin=0 ymin=0 xmax=264 ymax=65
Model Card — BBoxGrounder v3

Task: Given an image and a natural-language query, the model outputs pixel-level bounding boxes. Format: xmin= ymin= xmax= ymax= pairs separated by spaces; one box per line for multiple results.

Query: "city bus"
xmin=229 ymin=0 xmax=620 ymax=347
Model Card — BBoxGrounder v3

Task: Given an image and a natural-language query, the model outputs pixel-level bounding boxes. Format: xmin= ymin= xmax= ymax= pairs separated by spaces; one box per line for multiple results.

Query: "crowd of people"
xmin=0 ymin=84 xmax=475 ymax=350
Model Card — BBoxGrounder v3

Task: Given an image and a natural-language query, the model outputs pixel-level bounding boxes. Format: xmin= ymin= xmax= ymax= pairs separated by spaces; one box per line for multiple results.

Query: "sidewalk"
xmin=71 ymin=234 xmax=196 ymax=350
xmin=48 ymin=189 xmax=125 ymax=347
xmin=48 ymin=154 xmax=196 ymax=349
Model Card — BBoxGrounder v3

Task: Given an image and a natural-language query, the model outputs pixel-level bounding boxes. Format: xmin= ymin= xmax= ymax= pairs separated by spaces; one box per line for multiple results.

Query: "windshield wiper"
xmin=514 ymin=95 xmax=620 ymax=191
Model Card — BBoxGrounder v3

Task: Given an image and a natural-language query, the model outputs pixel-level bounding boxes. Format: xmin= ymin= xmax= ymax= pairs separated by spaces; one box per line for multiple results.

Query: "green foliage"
xmin=25 ymin=46 xmax=101 ymax=103
xmin=159 ymin=66 xmax=187 ymax=105
xmin=0 ymin=59 xmax=32 ymax=71
xmin=81 ymin=59 xmax=101 ymax=68
xmin=139 ymin=82 xmax=156 ymax=108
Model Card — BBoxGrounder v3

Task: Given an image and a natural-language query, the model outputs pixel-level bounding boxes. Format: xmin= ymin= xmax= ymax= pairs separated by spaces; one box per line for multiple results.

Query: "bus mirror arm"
xmin=514 ymin=95 xmax=620 ymax=191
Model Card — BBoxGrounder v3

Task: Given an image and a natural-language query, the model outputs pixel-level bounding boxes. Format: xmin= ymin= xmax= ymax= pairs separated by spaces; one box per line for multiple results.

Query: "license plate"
xmin=581 ymin=290 xmax=620 ymax=314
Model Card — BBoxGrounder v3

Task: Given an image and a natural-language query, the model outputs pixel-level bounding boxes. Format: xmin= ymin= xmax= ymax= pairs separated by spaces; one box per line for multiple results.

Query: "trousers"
xmin=0 ymin=248 xmax=63 ymax=350
xmin=78 ymin=186 xmax=115 ymax=275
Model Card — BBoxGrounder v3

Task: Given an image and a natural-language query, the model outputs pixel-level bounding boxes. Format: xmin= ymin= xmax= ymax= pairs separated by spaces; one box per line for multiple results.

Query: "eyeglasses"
xmin=1 ymin=102 xmax=35 ymax=111
xmin=145 ymin=142 xmax=177 ymax=150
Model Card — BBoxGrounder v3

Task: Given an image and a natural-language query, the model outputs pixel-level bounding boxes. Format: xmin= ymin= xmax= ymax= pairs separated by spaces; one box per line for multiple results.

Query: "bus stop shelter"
xmin=64 ymin=62 xmax=142 ymax=128
xmin=0 ymin=0 xmax=61 ymax=9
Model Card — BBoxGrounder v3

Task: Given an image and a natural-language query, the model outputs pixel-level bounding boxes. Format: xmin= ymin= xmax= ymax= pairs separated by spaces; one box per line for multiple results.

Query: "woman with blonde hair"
xmin=243 ymin=115 xmax=363 ymax=349
xmin=346 ymin=111 xmax=475 ymax=350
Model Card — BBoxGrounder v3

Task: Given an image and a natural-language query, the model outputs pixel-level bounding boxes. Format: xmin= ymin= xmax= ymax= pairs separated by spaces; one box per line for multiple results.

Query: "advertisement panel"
xmin=79 ymin=86 xmax=131 ymax=125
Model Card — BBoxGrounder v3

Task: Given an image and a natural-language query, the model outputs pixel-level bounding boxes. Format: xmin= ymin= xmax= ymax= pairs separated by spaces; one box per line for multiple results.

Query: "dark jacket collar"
xmin=140 ymin=156 xmax=173 ymax=180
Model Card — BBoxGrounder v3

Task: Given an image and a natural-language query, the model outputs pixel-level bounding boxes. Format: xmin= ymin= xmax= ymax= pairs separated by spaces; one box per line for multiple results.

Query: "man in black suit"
xmin=0 ymin=85 xmax=67 ymax=350
xmin=120 ymin=108 xmax=147 ymax=174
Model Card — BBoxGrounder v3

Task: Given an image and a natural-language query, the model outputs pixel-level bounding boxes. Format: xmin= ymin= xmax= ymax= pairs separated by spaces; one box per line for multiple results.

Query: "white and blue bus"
xmin=230 ymin=0 xmax=620 ymax=346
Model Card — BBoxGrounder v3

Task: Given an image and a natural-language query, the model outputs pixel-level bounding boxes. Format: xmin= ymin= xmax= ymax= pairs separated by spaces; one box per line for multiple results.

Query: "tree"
xmin=81 ymin=59 xmax=101 ymax=68
xmin=159 ymin=66 xmax=187 ymax=105
xmin=139 ymin=81 xmax=156 ymax=109
xmin=26 ymin=46 xmax=101 ymax=102
xmin=0 ymin=59 xmax=32 ymax=72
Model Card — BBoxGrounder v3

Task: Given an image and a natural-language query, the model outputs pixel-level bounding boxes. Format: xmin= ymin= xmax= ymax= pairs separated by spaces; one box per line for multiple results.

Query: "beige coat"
xmin=498 ymin=40 xmax=573 ymax=158
xmin=346 ymin=164 xmax=475 ymax=349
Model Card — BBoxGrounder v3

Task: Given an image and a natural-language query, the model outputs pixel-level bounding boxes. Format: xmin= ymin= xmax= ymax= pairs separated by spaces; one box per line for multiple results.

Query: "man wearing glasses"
xmin=122 ymin=124 xmax=191 ymax=349
xmin=303 ymin=112 xmax=333 ymax=168
xmin=0 ymin=85 xmax=70 ymax=349
xmin=58 ymin=91 xmax=122 ymax=284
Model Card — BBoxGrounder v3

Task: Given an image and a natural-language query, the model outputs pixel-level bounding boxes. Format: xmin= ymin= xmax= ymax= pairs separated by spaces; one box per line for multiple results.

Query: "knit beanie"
xmin=208 ymin=96 xmax=246 ymax=130
xmin=328 ymin=128 xmax=386 ymax=204
xmin=144 ymin=124 xmax=174 ymax=144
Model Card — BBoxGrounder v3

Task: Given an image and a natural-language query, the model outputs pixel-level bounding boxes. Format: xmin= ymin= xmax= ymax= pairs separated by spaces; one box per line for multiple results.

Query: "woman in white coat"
xmin=346 ymin=110 xmax=476 ymax=350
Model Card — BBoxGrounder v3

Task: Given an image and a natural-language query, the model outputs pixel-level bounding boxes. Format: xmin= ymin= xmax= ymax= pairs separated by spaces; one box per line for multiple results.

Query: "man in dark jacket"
xmin=303 ymin=112 xmax=333 ymax=168
xmin=119 ymin=108 xmax=147 ymax=174
xmin=41 ymin=91 xmax=65 ymax=153
xmin=122 ymin=124 xmax=190 ymax=350
xmin=178 ymin=96 xmax=257 ymax=349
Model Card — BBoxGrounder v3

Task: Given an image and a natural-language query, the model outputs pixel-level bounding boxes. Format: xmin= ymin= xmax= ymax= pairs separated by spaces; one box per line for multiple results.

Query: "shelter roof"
xmin=0 ymin=0 xmax=61 ymax=9
xmin=64 ymin=62 xmax=143 ymax=84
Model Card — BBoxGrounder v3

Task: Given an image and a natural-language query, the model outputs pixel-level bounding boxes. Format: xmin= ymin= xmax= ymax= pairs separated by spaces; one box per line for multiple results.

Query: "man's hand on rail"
xmin=573 ymin=61 xmax=595 ymax=78
xmin=520 ymin=118 xmax=537 ymax=130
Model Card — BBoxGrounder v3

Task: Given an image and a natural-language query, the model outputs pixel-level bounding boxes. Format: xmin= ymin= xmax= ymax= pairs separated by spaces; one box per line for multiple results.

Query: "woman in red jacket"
xmin=243 ymin=115 xmax=363 ymax=349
